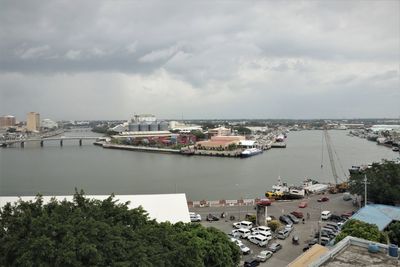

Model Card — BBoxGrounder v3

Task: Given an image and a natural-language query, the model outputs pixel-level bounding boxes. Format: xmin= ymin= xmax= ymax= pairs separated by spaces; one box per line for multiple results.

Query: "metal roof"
xmin=0 ymin=193 xmax=190 ymax=224
xmin=351 ymin=204 xmax=400 ymax=230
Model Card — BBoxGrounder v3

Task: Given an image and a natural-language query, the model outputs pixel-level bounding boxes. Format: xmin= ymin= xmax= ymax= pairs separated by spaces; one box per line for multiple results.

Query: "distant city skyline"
xmin=0 ymin=0 xmax=399 ymax=120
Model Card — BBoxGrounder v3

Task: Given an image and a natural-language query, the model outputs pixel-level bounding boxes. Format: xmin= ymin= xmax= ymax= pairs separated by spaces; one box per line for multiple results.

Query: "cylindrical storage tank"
xmin=159 ymin=121 xmax=169 ymax=131
xmin=149 ymin=122 xmax=158 ymax=131
xmin=128 ymin=123 xmax=139 ymax=132
xmin=139 ymin=122 xmax=149 ymax=131
xmin=388 ymin=244 xmax=398 ymax=258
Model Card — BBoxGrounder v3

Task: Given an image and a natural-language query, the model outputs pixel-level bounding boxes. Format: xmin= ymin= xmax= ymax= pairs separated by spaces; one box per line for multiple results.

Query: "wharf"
xmin=271 ymin=142 xmax=287 ymax=148
xmin=192 ymin=149 xmax=241 ymax=157
xmin=102 ymin=143 xmax=181 ymax=154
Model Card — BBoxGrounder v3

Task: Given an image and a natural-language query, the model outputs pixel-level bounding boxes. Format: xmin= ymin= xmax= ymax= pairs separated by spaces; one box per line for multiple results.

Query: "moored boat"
xmin=241 ymin=148 xmax=263 ymax=158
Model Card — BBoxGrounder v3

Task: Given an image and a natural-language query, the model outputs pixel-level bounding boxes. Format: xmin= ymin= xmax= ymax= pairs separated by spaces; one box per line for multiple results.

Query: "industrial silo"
xmin=159 ymin=121 xmax=169 ymax=131
xmin=149 ymin=121 xmax=159 ymax=131
xmin=139 ymin=122 xmax=149 ymax=131
xmin=128 ymin=123 xmax=139 ymax=132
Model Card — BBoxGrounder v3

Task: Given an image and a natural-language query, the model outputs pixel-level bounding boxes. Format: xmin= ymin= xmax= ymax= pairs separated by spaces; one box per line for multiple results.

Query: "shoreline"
xmin=102 ymin=143 xmax=181 ymax=154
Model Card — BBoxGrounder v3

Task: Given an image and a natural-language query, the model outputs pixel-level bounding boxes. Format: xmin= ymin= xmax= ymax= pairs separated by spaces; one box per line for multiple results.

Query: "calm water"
xmin=0 ymin=130 xmax=397 ymax=200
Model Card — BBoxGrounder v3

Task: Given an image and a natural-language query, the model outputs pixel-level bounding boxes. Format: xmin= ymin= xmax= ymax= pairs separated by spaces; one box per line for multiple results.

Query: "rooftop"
xmin=0 ymin=193 xmax=190 ymax=224
xmin=309 ymin=236 xmax=399 ymax=267
xmin=320 ymin=244 xmax=397 ymax=267
xmin=351 ymin=204 xmax=400 ymax=230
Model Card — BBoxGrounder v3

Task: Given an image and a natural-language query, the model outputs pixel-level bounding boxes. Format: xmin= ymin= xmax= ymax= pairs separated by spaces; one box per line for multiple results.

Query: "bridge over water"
xmin=1 ymin=136 xmax=100 ymax=147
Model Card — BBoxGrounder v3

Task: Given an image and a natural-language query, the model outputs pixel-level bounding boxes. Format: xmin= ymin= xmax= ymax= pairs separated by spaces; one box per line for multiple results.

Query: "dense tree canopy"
xmin=335 ymin=219 xmax=388 ymax=244
xmin=348 ymin=160 xmax=400 ymax=205
xmin=387 ymin=221 xmax=400 ymax=246
xmin=0 ymin=191 xmax=240 ymax=266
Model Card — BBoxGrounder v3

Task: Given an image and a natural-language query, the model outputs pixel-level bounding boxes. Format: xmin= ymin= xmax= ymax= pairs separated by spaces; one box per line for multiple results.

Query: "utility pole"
xmin=364 ymin=174 xmax=368 ymax=207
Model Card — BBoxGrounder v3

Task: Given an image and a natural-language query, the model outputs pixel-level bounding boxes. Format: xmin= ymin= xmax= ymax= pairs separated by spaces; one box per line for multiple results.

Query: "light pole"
xmin=236 ymin=184 xmax=241 ymax=221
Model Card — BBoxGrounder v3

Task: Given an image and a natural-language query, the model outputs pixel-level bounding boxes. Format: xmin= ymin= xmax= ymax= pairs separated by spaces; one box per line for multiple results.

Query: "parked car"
xmin=243 ymin=258 xmax=259 ymax=267
xmin=237 ymin=228 xmax=252 ymax=239
xmin=256 ymin=198 xmax=272 ymax=206
xmin=233 ymin=221 xmax=253 ymax=229
xmin=229 ymin=237 xmax=243 ymax=247
xmin=320 ymin=237 xmax=331 ymax=246
xmin=325 ymin=222 xmax=340 ymax=230
xmin=287 ymin=213 xmax=300 ymax=224
xmin=285 ymin=224 xmax=294 ymax=233
xmin=303 ymin=239 xmax=318 ymax=252
xmin=321 ymin=211 xmax=331 ymax=220
xmin=268 ymin=243 xmax=282 ymax=253
xmin=298 ymin=201 xmax=308 ymax=208
xmin=279 ymin=215 xmax=293 ymax=226
xmin=341 ymin=211 xmax=353 ymax=219
xmin=230 ymin=229 xmax=241 ymax=238
xmin=308 ymin=238 xmax=318 ymax=245
xmin=239 ymin=244 xmax=251 ymax=255
xmin=343 ymin=192 xmax=352 ymax=201
xmin=256 ymin=250 xmax=273 ymax=262
xmin=189 ymin=212 xmax=202 ymax=222
xmin=277 ymin=229 xmax=290 ymax=239
xmin=252 ymin=230 xmax=272 ymax=240
xmin=317 ymin=196 xmax=329 ymax=202
xmin=329 ymin=214 xmax=342 ymax=222
xmin=248 ymin=235 xmax=269 ymax=247
xmin=291 ymin=211 xmax=304 ymax=218
xmin=252 ymin=226 xmax=271 ymax=233
xmin=315 ymin=232 xmax=332 ymax=239
xmin=206 ymin=214 xmax=219 ymax=221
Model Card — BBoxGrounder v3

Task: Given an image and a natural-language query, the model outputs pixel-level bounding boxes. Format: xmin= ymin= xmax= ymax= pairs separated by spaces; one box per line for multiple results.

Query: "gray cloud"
xmin=0 ymin=0 xmax=399 ymax=120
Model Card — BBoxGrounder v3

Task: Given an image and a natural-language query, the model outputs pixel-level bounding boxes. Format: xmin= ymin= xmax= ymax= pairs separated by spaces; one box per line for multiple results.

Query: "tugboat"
xmin=265 ymin=177 xmax=305 ymax=199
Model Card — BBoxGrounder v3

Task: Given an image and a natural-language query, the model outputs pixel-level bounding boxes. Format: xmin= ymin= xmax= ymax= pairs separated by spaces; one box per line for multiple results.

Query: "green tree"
xmin=235 ymin=127 xmax=251 ymax=135
xmin=191 ymin=130 xmax=206 ymax=140
xmin=387 ymin=221 xmax=400 ymax=246
xmin=267 ymin=220 xmax=282 ymax=232
xmin=348 ymin=160 xmax=400 ymax=205
xmin=0 ymin=190 xmax=239 ymax=267
xmin=335 ymin=219 xmax=388 ymax=244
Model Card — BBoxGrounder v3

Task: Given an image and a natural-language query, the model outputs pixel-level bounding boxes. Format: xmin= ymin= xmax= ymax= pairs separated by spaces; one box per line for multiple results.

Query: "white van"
xmin=248 ymin=235 xmax=269 ymax=247
xmin=254 ymin=230 xmax=272 ymax=240
xmin=321 ymin=211 xmax=331 ymax=220
xmin=233 ymin=221 xmax=253 ymax=229
xmin=238 ymin=228 xmax=251 ymax=239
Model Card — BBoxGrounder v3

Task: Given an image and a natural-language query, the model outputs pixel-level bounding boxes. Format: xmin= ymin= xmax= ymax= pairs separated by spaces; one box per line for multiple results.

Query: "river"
xmin=0 ymin=130 xmax=398 ymax=200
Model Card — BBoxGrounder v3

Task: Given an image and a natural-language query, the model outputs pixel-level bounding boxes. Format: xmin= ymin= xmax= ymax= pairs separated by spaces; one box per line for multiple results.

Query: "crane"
xmin=324 ymin=128 xmax=339 ymax=185
xmin=323 ymin=127 xmax=349 ymax=193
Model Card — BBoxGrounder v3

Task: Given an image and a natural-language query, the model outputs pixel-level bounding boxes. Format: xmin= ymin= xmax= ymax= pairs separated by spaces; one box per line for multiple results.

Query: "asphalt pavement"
xmin=190 ymin=192 xmax=357 ymax=267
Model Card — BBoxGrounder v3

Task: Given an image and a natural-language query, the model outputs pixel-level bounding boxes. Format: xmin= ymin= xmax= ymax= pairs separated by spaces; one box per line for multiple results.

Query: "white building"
xmin=169 ymin=121 xmax=202 ymax=132
xmin=0 ymin=193 xmax=190 ymax=223
xmin=132 ymin=114 xmax=157 ymax=123
xmin=41 ymin=119 xmax=58 ymax=129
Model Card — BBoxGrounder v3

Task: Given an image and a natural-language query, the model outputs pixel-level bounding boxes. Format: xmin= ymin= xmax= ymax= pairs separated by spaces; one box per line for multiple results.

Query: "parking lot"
xmin=190 ymin=192 xmax=356 ymax=266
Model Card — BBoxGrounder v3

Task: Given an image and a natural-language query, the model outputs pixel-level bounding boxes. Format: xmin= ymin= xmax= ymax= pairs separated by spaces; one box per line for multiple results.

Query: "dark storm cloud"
xmin=0 ymin=0 xmax=399 ymax=119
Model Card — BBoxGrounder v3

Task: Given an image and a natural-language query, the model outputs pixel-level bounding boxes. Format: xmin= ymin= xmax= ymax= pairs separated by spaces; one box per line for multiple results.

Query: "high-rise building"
xmin=27 ymin=112 xmax=40 ymax=132
xmin=0 ymin=115 xmax=16 ymax=128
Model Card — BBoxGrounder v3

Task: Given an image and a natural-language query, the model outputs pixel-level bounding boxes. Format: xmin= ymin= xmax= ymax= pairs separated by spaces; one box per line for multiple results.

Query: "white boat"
xmin=271 ymin=177 xmax=305 ymax=199
xmin=241 ymin=148 xmax=263 ymax=158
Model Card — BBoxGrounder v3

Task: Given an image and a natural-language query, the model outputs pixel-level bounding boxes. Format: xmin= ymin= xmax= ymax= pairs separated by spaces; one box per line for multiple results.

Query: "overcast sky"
xmin=0 ymin=0 xmax=399 ymax=121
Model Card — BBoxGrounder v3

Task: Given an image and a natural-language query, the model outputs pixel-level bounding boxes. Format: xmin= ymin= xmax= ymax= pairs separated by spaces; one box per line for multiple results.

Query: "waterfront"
xmin=0 ymin=130 xmax=397 ymax=200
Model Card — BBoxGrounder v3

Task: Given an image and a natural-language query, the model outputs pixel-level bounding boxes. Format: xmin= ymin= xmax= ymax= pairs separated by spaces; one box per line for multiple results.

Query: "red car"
xmin=298 ymin=201 xmax=308 ymax=208
xmin=317 ymin=197 xmax=329 ymax=202
xmin=256 ymin=198 xmax=272 ymax=206
xmin=291 ymin=211 xmax=304 ymax=218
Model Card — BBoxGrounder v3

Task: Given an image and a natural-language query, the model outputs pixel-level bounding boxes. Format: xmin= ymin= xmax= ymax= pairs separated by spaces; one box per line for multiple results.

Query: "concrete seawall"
xmin=102 ymin=143 xmax=181 ymax=154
